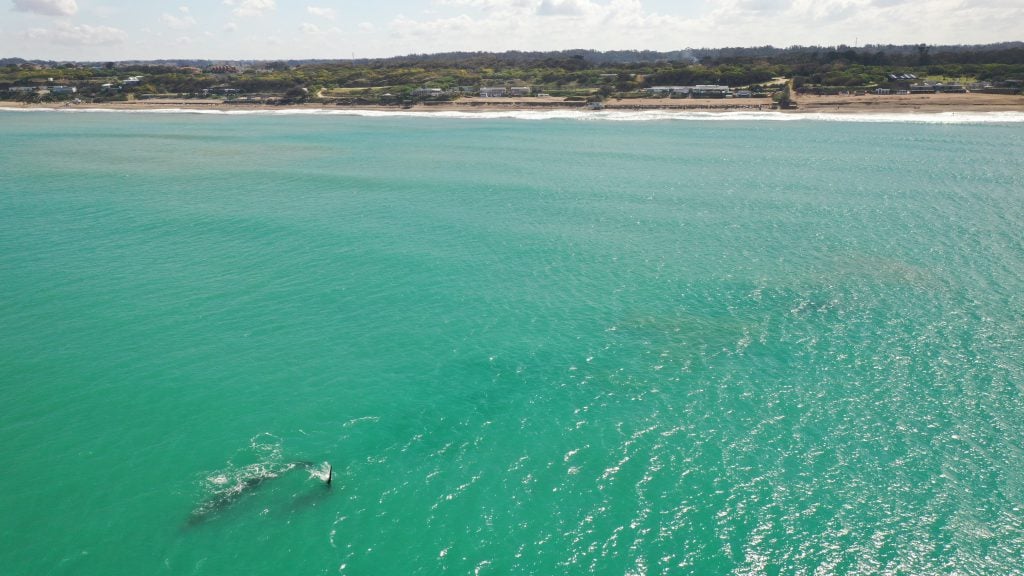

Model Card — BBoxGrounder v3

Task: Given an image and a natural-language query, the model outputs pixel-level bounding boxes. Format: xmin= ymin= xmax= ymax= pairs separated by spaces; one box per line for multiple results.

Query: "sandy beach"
xmin=793 ymin=92 xmax=1024 ymax=113
xmin=5 ymin=92 xmax=1023 ymax=115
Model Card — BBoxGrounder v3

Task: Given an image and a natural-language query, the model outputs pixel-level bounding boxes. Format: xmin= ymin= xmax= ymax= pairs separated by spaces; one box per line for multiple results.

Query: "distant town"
xmin=2 ymin=43 xmax=1021 ymax=108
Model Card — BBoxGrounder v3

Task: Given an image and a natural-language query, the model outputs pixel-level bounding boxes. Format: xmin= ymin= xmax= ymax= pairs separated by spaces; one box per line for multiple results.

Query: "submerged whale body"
xmin=188 ymin=460 xmax=331 ymax=525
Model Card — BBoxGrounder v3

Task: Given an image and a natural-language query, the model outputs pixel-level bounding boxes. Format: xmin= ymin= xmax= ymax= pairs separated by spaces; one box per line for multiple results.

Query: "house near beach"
xmin=981 ymin=80 xmax=1022 ymax=95
xmin=479 ymin=86 xmax=507 ymax=97
xmin=7 ymin=85 xmax=77 ymax=94
xmin=691 ymin=85 xmax=732 ymax=98
xmin=204 ymin=85 xmax=240 ymax=95
xmin=646 ymin=85 xmax=733 ymax=98
xmin=645 ymin=86 xmax=691 ymax=96
xmin=910 ymin=82 xmax=968 ymax=94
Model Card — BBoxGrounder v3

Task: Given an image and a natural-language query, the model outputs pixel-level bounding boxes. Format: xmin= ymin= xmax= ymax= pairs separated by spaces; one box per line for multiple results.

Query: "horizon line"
xmin=4 ymin=40 xmax=1023 ymax=64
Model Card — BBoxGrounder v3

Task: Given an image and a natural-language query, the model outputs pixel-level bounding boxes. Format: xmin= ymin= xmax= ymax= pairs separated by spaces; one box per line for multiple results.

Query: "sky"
xmin=2 ymin=0 xmax=1021 ymax=61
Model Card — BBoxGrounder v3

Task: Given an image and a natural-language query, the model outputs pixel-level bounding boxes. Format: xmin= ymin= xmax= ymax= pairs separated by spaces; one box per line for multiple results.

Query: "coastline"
xmin=4 ymin=92 xmax=1024 ymax=121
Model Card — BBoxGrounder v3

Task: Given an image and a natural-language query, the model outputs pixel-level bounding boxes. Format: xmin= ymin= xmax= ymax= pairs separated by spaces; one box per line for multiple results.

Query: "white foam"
xmin=2 ymin=106 xmax=1023 ymax=124
xmin=309 ymin=461 xmax=332 ymax=482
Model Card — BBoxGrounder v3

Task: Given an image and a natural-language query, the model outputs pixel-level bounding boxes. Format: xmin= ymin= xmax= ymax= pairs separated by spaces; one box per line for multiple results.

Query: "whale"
xmin=188 ymin=460 xmax=331 ymax=525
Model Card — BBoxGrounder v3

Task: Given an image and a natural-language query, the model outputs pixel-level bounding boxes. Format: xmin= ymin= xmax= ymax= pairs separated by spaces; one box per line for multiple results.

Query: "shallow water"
xmin=1 ymin=111 xmax=1023 ymax=575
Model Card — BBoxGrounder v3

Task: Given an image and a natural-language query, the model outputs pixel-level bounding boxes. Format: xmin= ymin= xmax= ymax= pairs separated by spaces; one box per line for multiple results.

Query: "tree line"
xmin=2 ymin=43 xmax=1021 ymax=102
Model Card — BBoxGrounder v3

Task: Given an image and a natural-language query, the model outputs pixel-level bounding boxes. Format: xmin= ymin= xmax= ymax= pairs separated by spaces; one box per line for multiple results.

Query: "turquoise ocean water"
xmin=1 ymin=110 xmax=1023 ymax=575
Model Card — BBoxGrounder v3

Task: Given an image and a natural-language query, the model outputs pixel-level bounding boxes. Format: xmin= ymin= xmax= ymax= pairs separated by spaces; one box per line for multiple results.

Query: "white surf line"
xmin=3 ymin=106 xmax=1024 ymax=124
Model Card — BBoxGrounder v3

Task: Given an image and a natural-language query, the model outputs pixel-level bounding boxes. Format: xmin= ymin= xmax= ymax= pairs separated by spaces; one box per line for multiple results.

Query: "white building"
xmin=509 ymin=86 xmax=531 ymax=96
xmin=479 ymin=86 xmax=507 ymax=97
xmin=646 ymin=86 xmax=691 ymax=96
xmin=412 ymin=88 xmax=443 ymax=97
xmin=50 ymin=86 xmax=77 ymax=94
xmin=691 ymin=85 xmax=731 ymax=98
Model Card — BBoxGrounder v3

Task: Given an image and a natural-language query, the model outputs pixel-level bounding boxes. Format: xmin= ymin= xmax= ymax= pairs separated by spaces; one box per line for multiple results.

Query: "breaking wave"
xmin=3 ymin=106 xmax=1023 ymax=124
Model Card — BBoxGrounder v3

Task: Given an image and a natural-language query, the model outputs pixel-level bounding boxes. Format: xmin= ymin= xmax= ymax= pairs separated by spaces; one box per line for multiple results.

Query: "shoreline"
xmin=4 ymin=93 xmax=1024 ymax=120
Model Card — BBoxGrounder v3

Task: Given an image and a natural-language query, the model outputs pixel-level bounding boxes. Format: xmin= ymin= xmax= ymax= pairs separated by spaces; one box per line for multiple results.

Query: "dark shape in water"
xmin=188 ymin=460 xmax=331 ymax=525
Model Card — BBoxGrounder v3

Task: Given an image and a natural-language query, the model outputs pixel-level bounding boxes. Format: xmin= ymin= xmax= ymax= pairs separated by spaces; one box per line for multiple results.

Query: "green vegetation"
xmin=1 ymin=43 xmax=1021 ymax=104
xmin=773 ymin=84 xmax=794 ymax=109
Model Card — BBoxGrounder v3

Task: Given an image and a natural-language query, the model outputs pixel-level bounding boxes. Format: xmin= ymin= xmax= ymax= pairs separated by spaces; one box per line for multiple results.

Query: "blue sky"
xmin=3 ymin=0 xmax=1021 ymax=60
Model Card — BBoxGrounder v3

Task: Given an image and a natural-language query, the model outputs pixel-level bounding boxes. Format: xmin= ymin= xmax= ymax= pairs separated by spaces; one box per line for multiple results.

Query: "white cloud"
xmin=392 ymin=13 xmax=475 ymax=37
xmin=734 ymin=0 xmax=793 ymax=13
xmin=24 ymin=22 xmax=128 ymax=45
xmin=298 ymin=22 xmax=343 ymax=38
xmin=382 ymin=0 xmax=1023 ymax=55
xmin=25 ymin=27 xmax=49 ymax=40
xmin=536 ymin=0 xmax=596 ymax=17
xmin=223 ymin=0 xmax=275 ymax=17
xmin=161 ymin=8 xmax=197 ymax=30
xmin=306 ymin=6 xmax=336 ymax=20
xmin=8 ymin=0 xmax=1022 ymax=60
xmin=389 ymin=0 xmax=693 ymax=50
xmin=12 ymin=0 xmax=77 ymax=17
xmin=55 ymin=23 xmax=128 ymax=45
xmin=435 ymin=0 xmax=532 ymax=8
